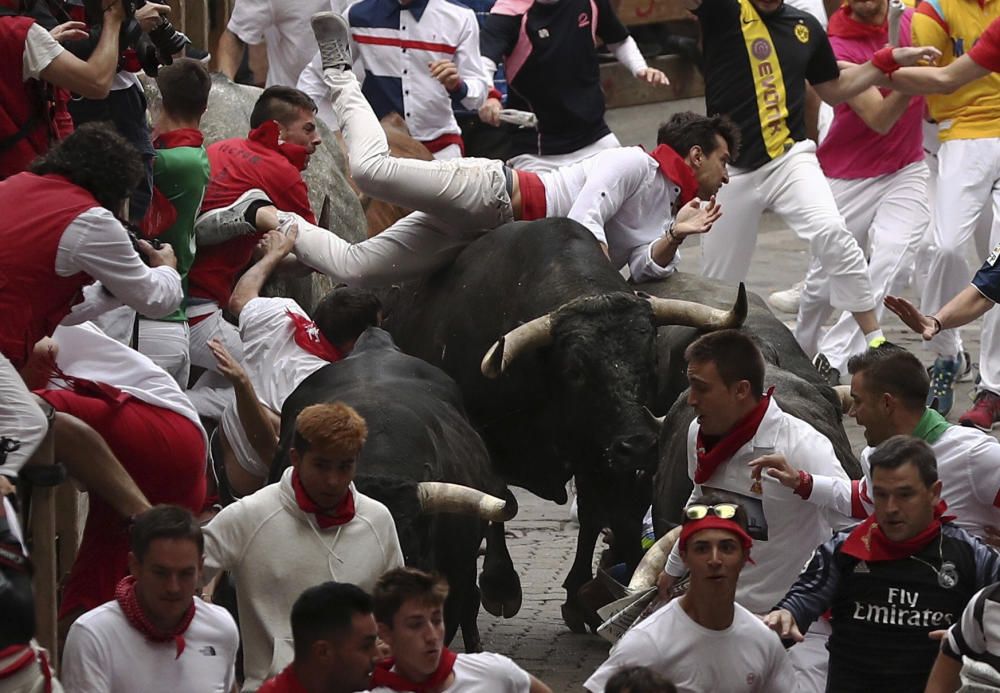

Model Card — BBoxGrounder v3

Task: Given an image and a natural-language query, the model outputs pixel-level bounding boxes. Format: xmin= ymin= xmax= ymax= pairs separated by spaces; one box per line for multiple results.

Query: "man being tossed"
xmin=195 ymin=12 xmax=736 ymax=288
xmin=586 ymin=497 xmax=795 ymax=692
xmin=765 ymin=436 xmax=1000 ymax=692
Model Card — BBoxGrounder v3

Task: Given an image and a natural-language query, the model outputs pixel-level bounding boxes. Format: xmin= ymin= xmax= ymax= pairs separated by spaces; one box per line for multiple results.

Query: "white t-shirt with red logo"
xmin=584 ymin=599 xmax=796 ymax=693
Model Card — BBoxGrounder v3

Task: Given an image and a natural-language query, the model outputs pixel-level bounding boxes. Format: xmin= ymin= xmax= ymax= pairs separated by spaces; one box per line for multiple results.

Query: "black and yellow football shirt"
xmin=697 ymin=0 xmax=840 ymax=169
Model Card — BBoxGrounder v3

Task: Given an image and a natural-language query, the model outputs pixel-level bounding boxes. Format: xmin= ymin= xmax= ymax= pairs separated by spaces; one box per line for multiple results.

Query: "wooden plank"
xmin=184 ymin=0 xmax=209 ymax=52
xmin=30 ymin=485 xmax=58 ymax=667
xmin=601 ymin=54 xmax=704 ymax=109
xmin=612 ymin=0 xmax=695 ymax=26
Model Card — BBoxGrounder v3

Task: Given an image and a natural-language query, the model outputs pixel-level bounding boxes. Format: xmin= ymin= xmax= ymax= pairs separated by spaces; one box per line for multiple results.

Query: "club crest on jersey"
xmin=751 ymin=38 xmax=771 ymax=59
xmin=795 ymin=22 xmax=810 ymax=43
xmin=578 ymin=12 xmax=590 ymax=27
xmin=538 ymin=27 xmax=550 ymax=38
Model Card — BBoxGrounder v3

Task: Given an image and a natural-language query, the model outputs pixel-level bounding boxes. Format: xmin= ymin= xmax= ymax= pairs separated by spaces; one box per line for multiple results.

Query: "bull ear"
xmin=482 ymin=336 xmax=507 ymax=379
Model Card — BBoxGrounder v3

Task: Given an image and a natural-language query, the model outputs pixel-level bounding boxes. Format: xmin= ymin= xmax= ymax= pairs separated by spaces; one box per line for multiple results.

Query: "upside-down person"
xmin=27 ymin=322 xmax=208 ymax=631
xmin=0 ymin=123 xmax=181 ymax=498
xmin=191 ymin=12 xmax=735 ymax=289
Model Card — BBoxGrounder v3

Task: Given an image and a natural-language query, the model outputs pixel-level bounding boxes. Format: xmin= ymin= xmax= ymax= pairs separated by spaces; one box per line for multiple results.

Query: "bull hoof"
xmin=561 ymin=602 xmax=588 ymax=633
xmin=480 ymin=591 xmax=522 ymax=618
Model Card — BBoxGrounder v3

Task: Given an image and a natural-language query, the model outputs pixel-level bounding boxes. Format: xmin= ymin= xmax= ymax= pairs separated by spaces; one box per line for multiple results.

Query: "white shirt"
xmin=238 ymin=296 xmax=330 ymax=414
xmin=57 ymin=207 xmax=183 ymax=324
xmin=367 ymin=652 xmax=531 ymax=693
xmin=808 ymin=424 xmax=1000 ymax=540
xmin=584 ymin=599 xmax=797 ymax=693
xmin=22 ymin=22 xmax=63 ymax=81
xmin=227 ymin=0 xmax=331 ymax=86
xmin=203 ymin=470 xmax=404 ymax=691
xmin=46 ymin=323 xmax=207 ymax=451
xmin=539 ymin=146 xmax=681 ymax=283
xmin=663 ymin=399 xmax=853 ymax=614
xmin=60 ymin=598 xmax=239 ymax=693
xmin=298 ymin=0 xmax=491 ymax=141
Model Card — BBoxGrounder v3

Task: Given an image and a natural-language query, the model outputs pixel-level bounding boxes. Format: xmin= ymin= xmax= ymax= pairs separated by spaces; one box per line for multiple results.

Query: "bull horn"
xmin=833 ymin=385 xmax=853 ymax=414
xmin=627 ymin=526 xmax=681 ymax=592
xmin=647 ymin=282 xmax=748 ymax=330
xmin=416 ymin=482 xmax=517 ymax=522
xmin=480 ymin=314 xmax=553 ymax=378
xmin=643 ymin=406 xmax=665 ymax=428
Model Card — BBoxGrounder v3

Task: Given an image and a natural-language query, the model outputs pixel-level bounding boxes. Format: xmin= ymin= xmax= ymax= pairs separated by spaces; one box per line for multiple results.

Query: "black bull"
xmin=633 ymin=271 xmax=863 ymax=532
xmin=383 ymin=219 xmax=748 ymax=632
xmin=270 ymin=328 xmax=521 ymax=652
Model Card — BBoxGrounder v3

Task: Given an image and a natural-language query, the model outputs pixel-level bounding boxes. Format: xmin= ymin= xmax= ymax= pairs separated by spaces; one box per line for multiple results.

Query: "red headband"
xmin=679 ymin=517 xmax=754 ymax=558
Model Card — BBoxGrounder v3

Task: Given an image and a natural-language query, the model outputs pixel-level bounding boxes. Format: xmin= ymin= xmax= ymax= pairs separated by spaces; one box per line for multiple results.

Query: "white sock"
xmin=864 ymin=329 xmax=885 ymax=347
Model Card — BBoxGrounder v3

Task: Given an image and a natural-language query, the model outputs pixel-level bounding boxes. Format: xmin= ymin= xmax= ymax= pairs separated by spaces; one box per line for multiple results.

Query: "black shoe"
xmin=813 ymin=353 xmax=840 ymax=387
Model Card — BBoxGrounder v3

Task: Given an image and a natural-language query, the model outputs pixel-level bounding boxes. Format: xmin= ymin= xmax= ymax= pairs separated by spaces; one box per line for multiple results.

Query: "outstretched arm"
xmin=884 ymin=286 xmax=995 ymax=340
xmin=887 ymin=56 xmax=992 ymax=94
xmin=227 ymin=226 xmax=298 ymax=318
xmin=813 ymin=46 xmax=942 ymax=105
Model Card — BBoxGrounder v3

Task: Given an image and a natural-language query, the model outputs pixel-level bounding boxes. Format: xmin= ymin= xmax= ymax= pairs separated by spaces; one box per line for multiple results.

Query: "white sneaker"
xmin=769 ymin=281 xmax=803 ymax=314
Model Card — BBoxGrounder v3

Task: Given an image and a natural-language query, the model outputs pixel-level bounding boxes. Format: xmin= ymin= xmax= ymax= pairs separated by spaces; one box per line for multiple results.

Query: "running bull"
xmin=271 ymin=327 xmax=520 ymax=651
xmin=384 ymin=218 xmax=747 ymax=632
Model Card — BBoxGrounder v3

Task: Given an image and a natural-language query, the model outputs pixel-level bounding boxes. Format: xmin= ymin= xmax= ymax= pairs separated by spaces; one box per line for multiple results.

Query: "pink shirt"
xmin=817 ymin=9 xmax=925 ymax=180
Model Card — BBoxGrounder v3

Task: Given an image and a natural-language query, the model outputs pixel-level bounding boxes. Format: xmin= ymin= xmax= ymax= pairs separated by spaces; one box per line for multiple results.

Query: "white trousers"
xmin=136 ymin=319 xmax=190 ymax=389
xmin=0 ymin=354 xmax=47 ymax=478
xmin=507 ymin=132 xmax=621 ymax=173
xmin=293 ymin=68 xmax=513 ymax=287
xmin=700 ymin=141 xmax=876 ymax=333
xmin=187 ymin=306 xmax=242 ymax=420
xmin=919 ymin=137 xmax=1000 ymax=392
xmin=798 ymin=161 xmax=930 ymax=368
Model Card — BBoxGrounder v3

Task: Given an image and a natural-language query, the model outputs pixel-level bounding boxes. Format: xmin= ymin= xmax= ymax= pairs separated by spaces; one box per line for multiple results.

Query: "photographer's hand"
xmin=137 ymin=239 xmax=177 ymax=270
xmin=50 ymin=21 xmax=90 ymax=43
xmin=102 ymin=0 xmax=126 ymax=23
xmin=135 ymin=2 xmax=171 ymax=32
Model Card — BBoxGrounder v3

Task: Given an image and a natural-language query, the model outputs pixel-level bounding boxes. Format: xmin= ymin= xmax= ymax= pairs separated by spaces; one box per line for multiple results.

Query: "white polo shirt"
xmin=61 ymin=597 xmax=239 ymax=693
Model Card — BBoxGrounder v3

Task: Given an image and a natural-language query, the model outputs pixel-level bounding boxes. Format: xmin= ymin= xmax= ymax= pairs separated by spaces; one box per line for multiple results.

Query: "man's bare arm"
xmin=845 ymin=87 xmax=913 ymax=135
xmin=39 ymin=2 xmax=123 ymax=98
xmin=886 ymin=55 xmax=991 ymax=94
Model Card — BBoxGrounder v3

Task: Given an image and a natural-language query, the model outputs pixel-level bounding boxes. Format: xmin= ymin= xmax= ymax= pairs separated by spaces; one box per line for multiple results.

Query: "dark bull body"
xmin=270 ymin=328 xmax=520 ymax=651
xmin=384 ymin=219 xmax=745 ymax=632
xmin=633 ymin=272 xmax=862 ymax=532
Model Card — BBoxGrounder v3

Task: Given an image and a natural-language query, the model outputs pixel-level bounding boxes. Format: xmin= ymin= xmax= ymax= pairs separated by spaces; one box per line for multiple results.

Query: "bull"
xmin=383 ymin=218 xmax=747 ymax=632
xmin=631 ymin=271 xmax=862 ymax=534
xmin=270 ymin=327 xmax=521 ymax=651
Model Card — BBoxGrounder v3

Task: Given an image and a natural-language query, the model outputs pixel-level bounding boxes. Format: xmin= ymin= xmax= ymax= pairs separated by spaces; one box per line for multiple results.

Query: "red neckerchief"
xmin=648 ymin=144 xmax=699 ymax=207
xmin=286 ymin=310 xmax=343 ymax=362
xmin=0 ymin=645 xmax=52 ymax=693
xmin=694 ymin=388 xmax=774 ymax=484
xmin=154 ymin=128 xmax=205 ymax=150
xmin=291 ymin=470 xmax=356 ymax=528
xmin=841 ymin=501 xmax=955 ymax=562
xmin=259 ymin=664 xmax=310 ymax=693
xmin=248 ymin=120 xmax=309 ymax=171
xmin=371 ymin=649 xmax=458 ymax=693
xmin=827 ymin=4 xmax=888 ymax=41
xmin=114 ymin=575 xmax=195 ymax=659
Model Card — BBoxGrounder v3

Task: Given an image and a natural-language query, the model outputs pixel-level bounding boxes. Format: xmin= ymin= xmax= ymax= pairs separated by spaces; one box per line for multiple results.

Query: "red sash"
xmin=371 ymin=648 xmax=458 ymax=693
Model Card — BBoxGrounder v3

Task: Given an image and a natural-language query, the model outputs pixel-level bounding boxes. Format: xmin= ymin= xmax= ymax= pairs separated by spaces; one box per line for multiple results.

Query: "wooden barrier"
xmin=612 ymin=0 xmax=695 ymax=26
xmin=601 ymin=53 xmax=704 ymax=109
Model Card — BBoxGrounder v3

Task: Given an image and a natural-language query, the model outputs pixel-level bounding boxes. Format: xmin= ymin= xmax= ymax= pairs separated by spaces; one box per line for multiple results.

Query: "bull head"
xmin=416 ymin=482 xmax=517 ymax=522
xmin=480 ymin=283 xmax=748 ymax=379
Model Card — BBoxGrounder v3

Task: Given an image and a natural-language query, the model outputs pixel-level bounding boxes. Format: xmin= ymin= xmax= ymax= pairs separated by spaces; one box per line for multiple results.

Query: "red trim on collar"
xmin=248 ymin=121 xmax=310 ymax=171
xmin=648 ymin=144 xmax=699 ymax=206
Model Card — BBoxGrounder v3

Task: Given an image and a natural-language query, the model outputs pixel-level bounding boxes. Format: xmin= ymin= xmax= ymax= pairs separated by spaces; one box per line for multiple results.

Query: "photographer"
xmin=0 ymin=0 xmax=124 ymax=178
xmin=62 ymin=0 xmax=181 ymax=222
xmin=0 ymin=122 xmax=181 ymax=490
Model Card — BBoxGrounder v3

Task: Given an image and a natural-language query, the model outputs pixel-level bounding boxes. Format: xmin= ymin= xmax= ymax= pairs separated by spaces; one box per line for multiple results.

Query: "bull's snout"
xmin=609 ymin=433 xmax=657 ymax=465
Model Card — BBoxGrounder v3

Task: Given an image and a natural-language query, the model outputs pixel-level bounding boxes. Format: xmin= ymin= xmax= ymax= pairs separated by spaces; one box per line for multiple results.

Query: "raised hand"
xmin=883 ymin=295 xmax=937 ymax=340
xmin=673 ymin=195 xmax=723 ymax=239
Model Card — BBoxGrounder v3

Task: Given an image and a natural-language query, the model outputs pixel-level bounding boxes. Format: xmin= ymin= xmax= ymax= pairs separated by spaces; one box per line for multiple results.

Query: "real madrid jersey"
xmin=696 ymin=0 xmax=840 ymax=169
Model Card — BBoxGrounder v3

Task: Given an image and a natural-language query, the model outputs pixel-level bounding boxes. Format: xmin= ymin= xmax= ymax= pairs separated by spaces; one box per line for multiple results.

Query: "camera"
xmin=120 ymin=0 xmax=191 ymax=77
